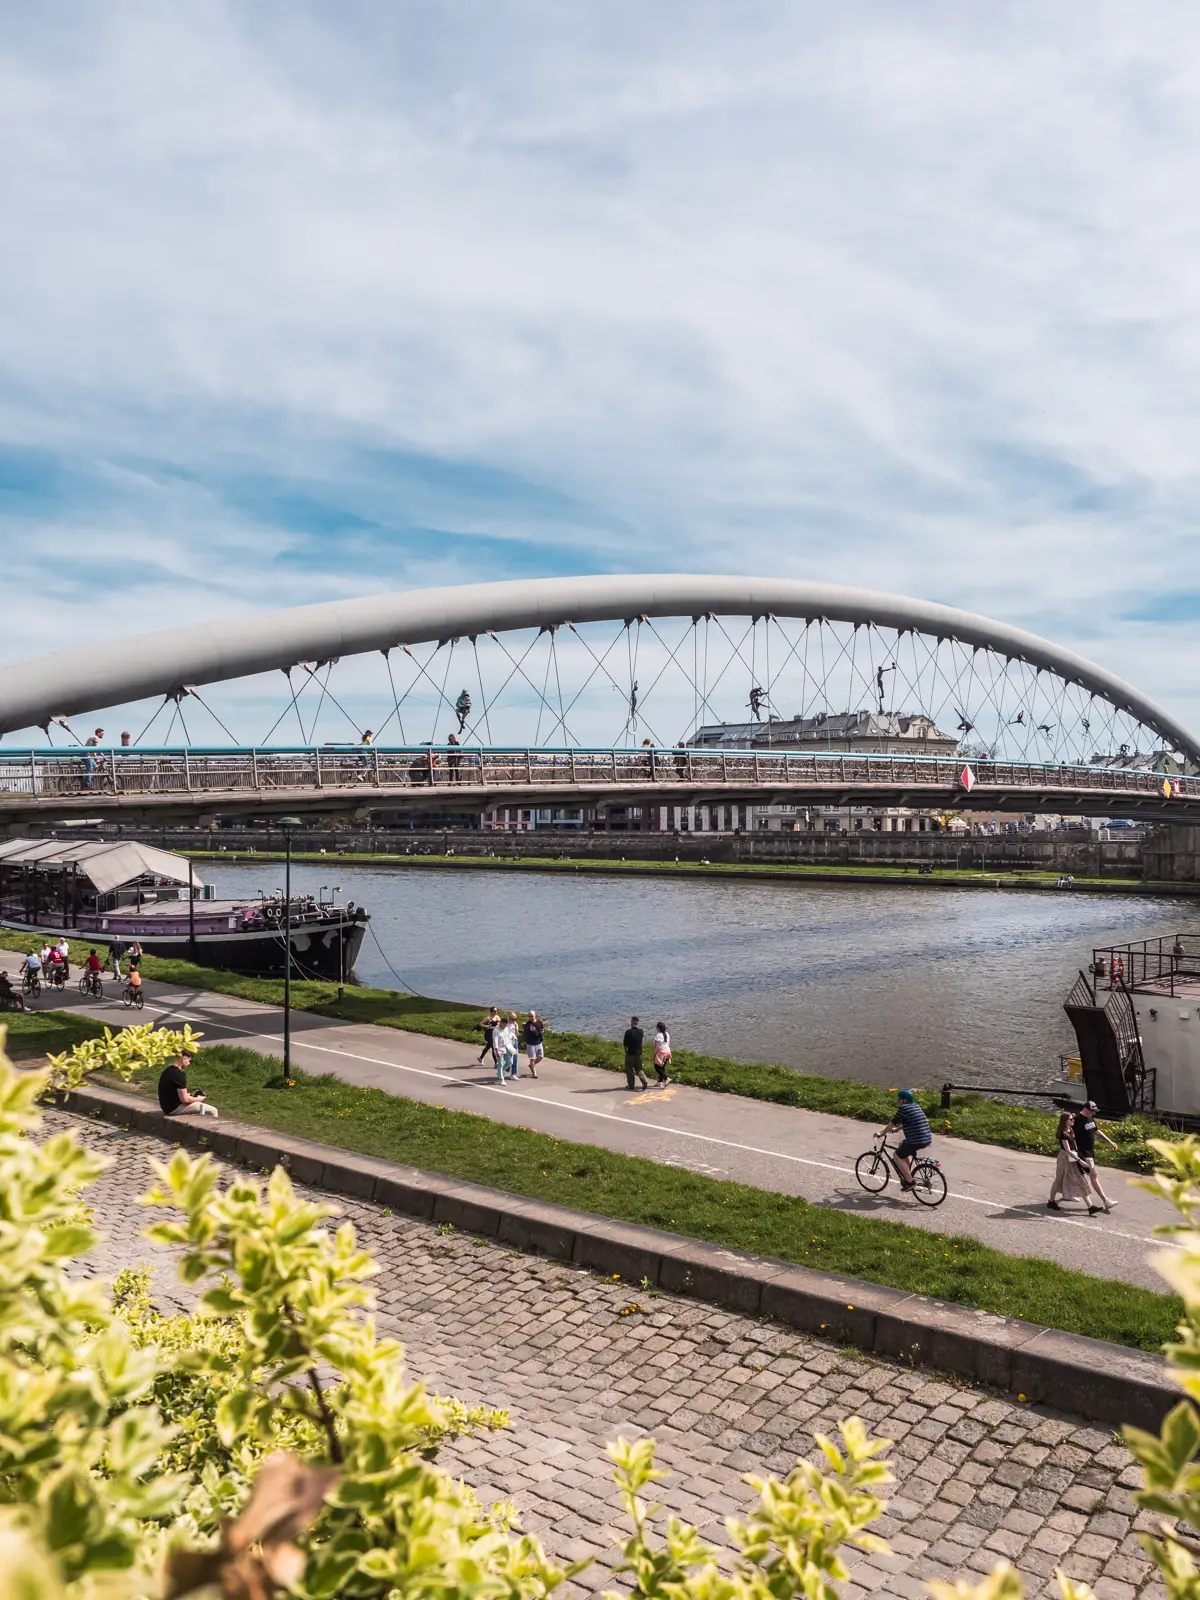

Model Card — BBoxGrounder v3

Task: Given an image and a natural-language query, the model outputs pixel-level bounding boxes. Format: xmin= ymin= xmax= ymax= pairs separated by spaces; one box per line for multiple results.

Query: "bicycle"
xmin=121 ymin=981 xmax=144 ymax=1009
xmin=46 ymin=966 xmax=65 ymax=991
xmin=21 ymin=970 xmax=41 ymax=998
xmin=855 ymin=1133 xmax=947 ymax=1208
xmin=79 ymin=970 xmax=104 ymax=998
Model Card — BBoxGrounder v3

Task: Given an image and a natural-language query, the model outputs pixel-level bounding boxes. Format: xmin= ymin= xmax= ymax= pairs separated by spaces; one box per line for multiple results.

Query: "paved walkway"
xmin=58 ymin=1106 xmax=1163 ymax=1600
xmin=5 ymin=956 xmax=1176 ymax=1291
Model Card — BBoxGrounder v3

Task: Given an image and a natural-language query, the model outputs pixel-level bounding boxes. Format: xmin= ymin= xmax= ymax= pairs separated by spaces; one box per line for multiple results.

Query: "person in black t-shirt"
xmin=1073 ymin=1100 xmax=1117 ymax=1213
xmin=523 ymin=1011 xmax=546 ymax=1079
xmin=478 ymin=1007 xmax=501 ymax=1066
xmin=622 ymin=1016 xmax=649 ymax=1090
xmin=157 ymin=1051 xmax=218 ymax=1119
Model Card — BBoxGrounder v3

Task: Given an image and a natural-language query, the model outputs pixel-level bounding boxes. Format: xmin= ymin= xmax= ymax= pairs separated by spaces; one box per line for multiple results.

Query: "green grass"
xmin=0 ymin=929 xmax=1168 ymax=1170
xmin=111 ymin=1041 xmax=1180 ymax=1352
xmin=2 ymin=1007 xmax=109 ymax=1058
xmin=189 ymin=846 xmax=1141 ymax=891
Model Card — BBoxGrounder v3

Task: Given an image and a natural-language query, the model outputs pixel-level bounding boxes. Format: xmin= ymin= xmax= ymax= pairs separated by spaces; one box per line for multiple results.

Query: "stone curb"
xmin=65 ymin=1082 xmax=1177 ymax=1431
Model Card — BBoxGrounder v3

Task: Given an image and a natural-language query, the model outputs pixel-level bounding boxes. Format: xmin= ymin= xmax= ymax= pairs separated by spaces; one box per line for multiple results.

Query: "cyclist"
xmin=126 ymin=966 xmax=143 ymax=995
xmin=46 ymin=946 xmax=65 ymax=987
xmin=84 ymin=949 xmax=102 ymax=991
xmin=20 ymin=949 xmax=41 ymax=984
xmin=881 ymin=1089 xmax=932 ymax=1191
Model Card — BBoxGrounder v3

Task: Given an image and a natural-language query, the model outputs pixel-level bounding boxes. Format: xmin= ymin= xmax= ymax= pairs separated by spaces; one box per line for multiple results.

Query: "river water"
xmin=203 ymin=861 xmax=1200 ymax=1092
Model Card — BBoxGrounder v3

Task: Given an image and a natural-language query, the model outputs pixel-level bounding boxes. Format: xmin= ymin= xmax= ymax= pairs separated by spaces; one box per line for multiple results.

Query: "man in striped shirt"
xmin=883 ymin=1089 xmax=932 ymax=1190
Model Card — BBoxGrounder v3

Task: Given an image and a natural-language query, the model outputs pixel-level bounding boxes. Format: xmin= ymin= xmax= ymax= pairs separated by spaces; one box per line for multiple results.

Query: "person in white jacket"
xmin=492 ymin=1016 xmax=518 ymax=1083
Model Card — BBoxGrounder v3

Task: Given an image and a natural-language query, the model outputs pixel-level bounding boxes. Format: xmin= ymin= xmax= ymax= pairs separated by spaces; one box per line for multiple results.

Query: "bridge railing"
xmin=0 ymin=745 xmax=1195 ymax=802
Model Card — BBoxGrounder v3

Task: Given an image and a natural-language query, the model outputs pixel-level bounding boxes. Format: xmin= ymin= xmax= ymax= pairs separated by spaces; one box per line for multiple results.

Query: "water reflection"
xmin=206 ymin=861 xmax=1200 ymax=1091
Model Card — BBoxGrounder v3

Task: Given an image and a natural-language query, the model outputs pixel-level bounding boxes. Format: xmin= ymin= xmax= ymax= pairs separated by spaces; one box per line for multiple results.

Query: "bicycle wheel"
xmin=122 ymin=988 xmax=134 ymax=1007
xmin=133 ymin=988 xmax=143 ymax=1009
xmin=78 ymin=974 xmax=90 ymax=994
xmin=855 ymin=1151 xmax=890 ymax=1193
xmin=912 ymin=1160 xmax=948 ymax=1208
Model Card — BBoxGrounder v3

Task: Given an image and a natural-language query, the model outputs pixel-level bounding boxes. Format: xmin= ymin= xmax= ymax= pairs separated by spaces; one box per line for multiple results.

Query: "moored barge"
xmin=0 ymin=837 xmax=368 ymax=980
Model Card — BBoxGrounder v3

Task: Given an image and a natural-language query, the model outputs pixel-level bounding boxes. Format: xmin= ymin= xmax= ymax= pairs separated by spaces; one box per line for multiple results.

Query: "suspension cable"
xmin=471 ymin=637 xmax=493 ymax=744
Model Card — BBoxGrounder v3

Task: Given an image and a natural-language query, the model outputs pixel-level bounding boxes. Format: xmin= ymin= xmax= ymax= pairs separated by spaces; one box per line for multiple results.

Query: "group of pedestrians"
xmin=1048 ymin=1100 xmax=1118 ymax=1213
xmin=475 ymin=1007 xmax=675 ymax=1090
xmin=622 ymin=1017 xmax=673 ymax=1089
xmin=477 ymin=1007 xmax=546 ymax=1083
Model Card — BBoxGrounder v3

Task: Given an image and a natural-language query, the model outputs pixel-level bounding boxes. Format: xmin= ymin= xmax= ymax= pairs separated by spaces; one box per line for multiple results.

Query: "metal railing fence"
xmin=0 ymin=744 xmax=1196 ymax=806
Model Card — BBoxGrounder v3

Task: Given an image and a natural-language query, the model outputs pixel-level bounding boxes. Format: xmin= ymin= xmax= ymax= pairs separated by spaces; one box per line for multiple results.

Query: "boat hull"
xmin=0 ymin=917 xmax=368 ymax=982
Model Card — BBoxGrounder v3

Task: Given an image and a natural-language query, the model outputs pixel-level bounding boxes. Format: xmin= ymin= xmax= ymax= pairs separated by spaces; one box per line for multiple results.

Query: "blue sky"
xmin=4 ymin=3 xmax=1200 ymax=732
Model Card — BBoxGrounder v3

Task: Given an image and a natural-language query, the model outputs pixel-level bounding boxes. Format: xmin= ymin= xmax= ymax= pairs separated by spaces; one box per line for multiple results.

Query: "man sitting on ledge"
xmin=157 ymin=1050 xmax=218 ymax=1119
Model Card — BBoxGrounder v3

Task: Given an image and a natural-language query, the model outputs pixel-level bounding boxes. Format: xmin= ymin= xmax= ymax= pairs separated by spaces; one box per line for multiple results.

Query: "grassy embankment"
xmin=0 ymin=930 xmax=1166 ymax=1169
xmin=0 ymin=995 xmax=1180 ymax=1351
xmin=191 ymin=846 xmax=1142 ymax=892
xmin=4 ymin=1014 xmax=1177 ymax=1352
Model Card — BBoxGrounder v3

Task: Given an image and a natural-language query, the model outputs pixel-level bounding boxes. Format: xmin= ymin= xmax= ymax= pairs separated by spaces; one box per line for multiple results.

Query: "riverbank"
xmin=191 ymin=847 xmax=1178 ymax=895
xmin=78 ymin=1040 xmax=1181 ymax=1351
xmin=0 ymin=934 xmax=1165 ymax=1169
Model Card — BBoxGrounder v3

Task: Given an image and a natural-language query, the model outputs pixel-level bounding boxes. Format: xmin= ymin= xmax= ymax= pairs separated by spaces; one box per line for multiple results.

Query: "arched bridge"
xmin=1 ymin=575 xmax=1197 ymax=824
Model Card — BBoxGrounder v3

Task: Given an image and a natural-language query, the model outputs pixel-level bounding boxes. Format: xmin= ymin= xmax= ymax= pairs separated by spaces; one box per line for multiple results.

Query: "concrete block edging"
xmin=63 ymin=1082 xmax=1176 ymax=1431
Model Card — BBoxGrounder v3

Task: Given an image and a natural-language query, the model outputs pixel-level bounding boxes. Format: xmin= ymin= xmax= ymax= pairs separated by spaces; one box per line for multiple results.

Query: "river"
xmin=203 ymin=861 xmax=1200 ymax=1091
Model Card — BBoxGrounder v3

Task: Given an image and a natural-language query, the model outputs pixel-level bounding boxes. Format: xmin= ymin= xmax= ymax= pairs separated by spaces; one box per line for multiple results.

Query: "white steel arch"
xmin=0 ymin=574 xmax=1195 ymax=761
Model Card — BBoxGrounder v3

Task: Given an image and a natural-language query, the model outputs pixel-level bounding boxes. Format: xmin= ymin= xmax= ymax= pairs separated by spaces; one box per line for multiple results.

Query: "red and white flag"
xmin=959 ymin=764 xmax=976 ymax=791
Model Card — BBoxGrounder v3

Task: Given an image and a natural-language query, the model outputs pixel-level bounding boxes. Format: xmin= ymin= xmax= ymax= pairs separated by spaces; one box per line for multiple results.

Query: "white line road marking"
xmin=126 ymin=995 xmax=1176 ymax=1252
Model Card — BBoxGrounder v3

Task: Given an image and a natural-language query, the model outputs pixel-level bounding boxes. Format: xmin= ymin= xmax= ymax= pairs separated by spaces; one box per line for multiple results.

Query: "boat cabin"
xmin=0 ymin=837 xmax=210 ymax=929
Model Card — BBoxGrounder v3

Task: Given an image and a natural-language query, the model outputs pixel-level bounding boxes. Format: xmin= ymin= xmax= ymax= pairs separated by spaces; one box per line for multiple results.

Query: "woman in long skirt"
xmin=1048 ymin=1112 xmax=1094 ymax=1211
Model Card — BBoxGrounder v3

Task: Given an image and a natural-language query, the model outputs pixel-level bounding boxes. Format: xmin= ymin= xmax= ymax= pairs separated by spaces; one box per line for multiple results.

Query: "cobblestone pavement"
xmin=56 ymin=1108 xmax=1165 ymax=1600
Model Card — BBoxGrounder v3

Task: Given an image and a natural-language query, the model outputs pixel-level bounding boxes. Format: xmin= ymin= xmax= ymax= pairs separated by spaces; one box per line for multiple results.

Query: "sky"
xmin=4 ymin=3 xmax=1200 ymax=740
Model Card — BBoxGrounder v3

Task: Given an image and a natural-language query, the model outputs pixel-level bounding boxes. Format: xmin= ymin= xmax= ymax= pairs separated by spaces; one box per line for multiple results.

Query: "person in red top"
xmin=86 ymin=949 xmax=102 ymax=973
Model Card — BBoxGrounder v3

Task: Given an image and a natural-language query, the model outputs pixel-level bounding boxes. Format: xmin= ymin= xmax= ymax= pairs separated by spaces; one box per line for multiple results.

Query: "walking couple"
xmin=1048 ymin=1100 xmax=1118 ymax=1214
xmin=477 ymin=1006 xmax=547 ymax=1083
xmin=622 ymin=1016 xmax=673 ymax=1090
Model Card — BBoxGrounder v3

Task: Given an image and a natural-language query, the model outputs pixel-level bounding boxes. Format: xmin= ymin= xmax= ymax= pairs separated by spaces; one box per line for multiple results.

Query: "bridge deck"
xmin=1 ymin=745 xmax=1196 ymax=821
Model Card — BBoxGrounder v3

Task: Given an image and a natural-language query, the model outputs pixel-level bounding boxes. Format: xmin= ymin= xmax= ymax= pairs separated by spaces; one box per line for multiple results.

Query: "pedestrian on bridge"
xmin=623 ymin=1017 xmax=649 ymax=1090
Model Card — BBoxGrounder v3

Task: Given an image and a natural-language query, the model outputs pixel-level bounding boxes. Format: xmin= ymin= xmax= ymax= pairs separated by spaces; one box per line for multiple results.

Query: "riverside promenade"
xmin=4 ymin=955 xmax=1177 ymax=1291
xmin=59 ymin=1104 xmax=1163 ymax=1600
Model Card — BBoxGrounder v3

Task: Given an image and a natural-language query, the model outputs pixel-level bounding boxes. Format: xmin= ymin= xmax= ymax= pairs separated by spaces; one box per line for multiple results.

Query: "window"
xmin=724 ymin=805 xmax=733 ymax=829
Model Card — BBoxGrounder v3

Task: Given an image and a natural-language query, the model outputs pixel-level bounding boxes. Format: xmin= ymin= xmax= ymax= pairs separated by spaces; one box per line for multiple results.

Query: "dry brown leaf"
xmin=165 ymin=1453 xmax=340 ymax=1600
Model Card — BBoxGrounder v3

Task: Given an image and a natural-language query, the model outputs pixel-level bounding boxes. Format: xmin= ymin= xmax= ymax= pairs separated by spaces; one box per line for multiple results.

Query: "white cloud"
xmin=3 ymin=2 xmax=1200 ymax=730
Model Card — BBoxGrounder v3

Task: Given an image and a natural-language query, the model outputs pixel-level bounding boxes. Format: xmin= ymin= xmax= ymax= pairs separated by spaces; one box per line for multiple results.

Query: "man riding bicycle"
xmin=20 ymin=950 xmax=41 ymax=981
xmin=881 ymin=1089 xmax=932 ymax=1190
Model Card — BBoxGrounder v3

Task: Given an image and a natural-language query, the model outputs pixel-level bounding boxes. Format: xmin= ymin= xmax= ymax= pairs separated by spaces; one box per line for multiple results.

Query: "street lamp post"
xmin=279 ymin=817 xmax=302 ymax=1084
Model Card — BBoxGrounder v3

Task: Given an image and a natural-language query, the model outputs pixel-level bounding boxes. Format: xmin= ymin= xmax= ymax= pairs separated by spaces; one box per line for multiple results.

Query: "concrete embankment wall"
xmin=1143 ymin=824 xmax=1200 ymax=882
xmin=42 ymin=823 xmax=1146 ymax=875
